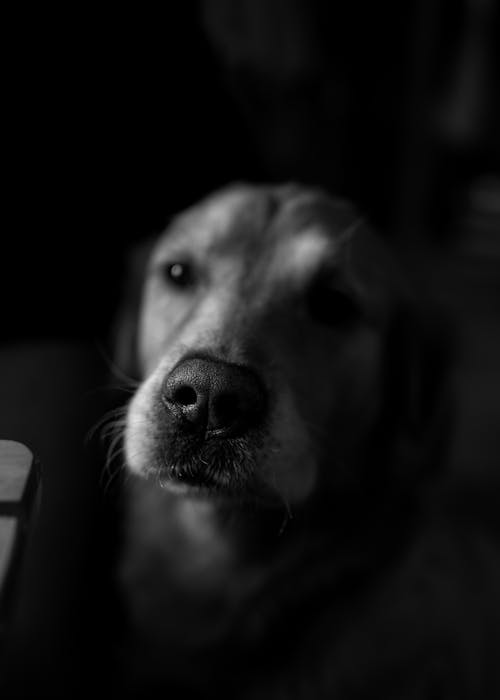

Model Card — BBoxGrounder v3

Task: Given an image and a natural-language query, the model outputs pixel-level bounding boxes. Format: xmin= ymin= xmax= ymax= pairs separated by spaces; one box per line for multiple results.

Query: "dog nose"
xmin=162 ymin=358 xmax=267 ymax=437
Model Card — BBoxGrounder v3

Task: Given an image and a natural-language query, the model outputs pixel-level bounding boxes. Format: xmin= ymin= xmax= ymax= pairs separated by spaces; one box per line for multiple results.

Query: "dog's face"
xmin=125 ymin=184 xmax=411 ymax=505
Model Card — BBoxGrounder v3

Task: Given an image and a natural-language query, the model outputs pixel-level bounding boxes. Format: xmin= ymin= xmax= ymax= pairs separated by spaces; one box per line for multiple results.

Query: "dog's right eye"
xmin=162 ymin=262 xmax=195 ymax=289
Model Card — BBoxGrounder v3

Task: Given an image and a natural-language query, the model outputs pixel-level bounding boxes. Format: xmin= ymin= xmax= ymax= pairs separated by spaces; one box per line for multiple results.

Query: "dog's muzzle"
xmin=159 ymin=357 xmax=268 ymax=490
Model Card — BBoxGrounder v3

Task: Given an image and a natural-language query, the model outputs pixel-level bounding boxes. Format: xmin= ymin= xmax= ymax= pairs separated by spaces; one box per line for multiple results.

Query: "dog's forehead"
xmin=156 ymin=185 xmax=357 ymax=270
xmin=174 ymin=186 xmax=270 ymax=244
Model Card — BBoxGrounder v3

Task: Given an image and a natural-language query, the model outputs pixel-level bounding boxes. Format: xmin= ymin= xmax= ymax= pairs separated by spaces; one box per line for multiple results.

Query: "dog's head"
xmin=121 ymin=184 xmax=449 ymax=507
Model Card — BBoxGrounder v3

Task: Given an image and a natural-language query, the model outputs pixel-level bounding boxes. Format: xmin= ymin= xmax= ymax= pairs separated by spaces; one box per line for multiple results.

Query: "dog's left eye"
xmin=306 ymin=280 xmax=362 ymax=328
xmin=163 ymin=262 xmax=195 ymax=288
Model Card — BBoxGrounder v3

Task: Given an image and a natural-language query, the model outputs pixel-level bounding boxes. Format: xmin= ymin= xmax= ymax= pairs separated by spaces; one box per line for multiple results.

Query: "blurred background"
xmin=1 ymin=0 xmax=499 ymax=696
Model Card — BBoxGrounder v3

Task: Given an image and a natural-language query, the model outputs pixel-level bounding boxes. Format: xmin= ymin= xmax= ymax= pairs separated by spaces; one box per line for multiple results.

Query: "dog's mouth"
xmin=150 ymin=426 xmax=274 ymax=502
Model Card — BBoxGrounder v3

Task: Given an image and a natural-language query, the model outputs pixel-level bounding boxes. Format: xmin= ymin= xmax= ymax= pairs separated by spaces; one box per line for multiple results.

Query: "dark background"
xmin=3 ymin=0 xmax=497 ymax=343
xmin=3 ymin=3 xmax=256 ymax=341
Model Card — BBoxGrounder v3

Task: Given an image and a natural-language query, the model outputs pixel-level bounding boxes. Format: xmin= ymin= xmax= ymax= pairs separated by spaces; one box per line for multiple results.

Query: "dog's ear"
xmin=374 ymin=304 xmax=454 ymax=485
xmin=113 ymin=238 xmax=155 ymax=382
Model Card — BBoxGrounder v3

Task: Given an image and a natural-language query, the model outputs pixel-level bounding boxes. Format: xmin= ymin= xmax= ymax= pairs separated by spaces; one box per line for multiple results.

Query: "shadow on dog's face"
xmin=124 ymin=184 xmax=428 ymax=507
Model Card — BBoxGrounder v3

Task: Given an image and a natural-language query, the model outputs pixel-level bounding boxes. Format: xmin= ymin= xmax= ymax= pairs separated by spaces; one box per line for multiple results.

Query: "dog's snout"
xmin=162 ymin=358 xmax=267 ymax=437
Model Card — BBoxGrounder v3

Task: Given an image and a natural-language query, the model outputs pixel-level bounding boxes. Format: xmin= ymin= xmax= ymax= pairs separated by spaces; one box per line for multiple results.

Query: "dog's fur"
xmin=113 ymin=184 xmax=499 ymax=699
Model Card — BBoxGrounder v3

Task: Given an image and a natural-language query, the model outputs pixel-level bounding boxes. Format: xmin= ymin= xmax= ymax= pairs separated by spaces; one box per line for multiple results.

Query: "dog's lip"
xmin=157 ymin=466 xmax=281 ymax=507
xmin=150 ymin=431 xmax=262 ymax=497
xmin=157 ymin=463 xmax=234 ymax=495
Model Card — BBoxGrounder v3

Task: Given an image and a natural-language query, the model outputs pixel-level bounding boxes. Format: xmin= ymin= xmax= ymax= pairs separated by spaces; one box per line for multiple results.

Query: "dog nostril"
xmin=173 ymin=385 xmax=198 ymax=407
xmin=212 ymin=393 xmax=239 ymax=428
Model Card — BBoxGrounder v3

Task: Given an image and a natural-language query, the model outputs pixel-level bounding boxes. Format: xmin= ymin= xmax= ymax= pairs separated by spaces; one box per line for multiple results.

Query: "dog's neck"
xmin=121 ymin=475 xmax=420 ymax=688
xmin=124 ymin=475 xmax=419 ymax=590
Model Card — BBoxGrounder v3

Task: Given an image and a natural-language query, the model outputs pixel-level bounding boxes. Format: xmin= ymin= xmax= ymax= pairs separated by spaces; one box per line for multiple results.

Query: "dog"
xmin=111 ymin=183 xmax=499 ymax=699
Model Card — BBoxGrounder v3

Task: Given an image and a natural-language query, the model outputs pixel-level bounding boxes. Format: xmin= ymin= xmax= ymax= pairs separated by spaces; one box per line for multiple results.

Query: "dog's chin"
xmin=149 ymin=431 xmax=278 ymax=505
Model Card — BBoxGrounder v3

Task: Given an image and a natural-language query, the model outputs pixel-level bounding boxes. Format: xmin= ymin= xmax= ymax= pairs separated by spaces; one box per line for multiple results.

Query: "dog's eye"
xmin=307 ymin=281 xmax=362 ymax=328
xmin=163 ymin=262 xmax=195 ymax=288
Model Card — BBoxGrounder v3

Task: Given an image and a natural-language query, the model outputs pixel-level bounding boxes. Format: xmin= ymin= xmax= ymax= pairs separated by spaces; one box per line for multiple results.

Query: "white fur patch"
xmin=277 ymin=228 xmax=332 ymax=286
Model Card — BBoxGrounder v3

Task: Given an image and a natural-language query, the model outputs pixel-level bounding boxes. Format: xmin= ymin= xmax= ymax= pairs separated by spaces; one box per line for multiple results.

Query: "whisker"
xmin=93 ymin=339 xmax=140 ymax=389
xmin=86 ymin=405 xmax=129 ymax=445
xmin=100 ymin=431 xmax=127 ymax=490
